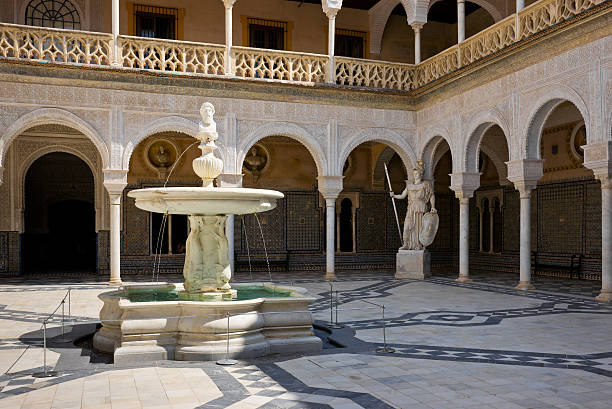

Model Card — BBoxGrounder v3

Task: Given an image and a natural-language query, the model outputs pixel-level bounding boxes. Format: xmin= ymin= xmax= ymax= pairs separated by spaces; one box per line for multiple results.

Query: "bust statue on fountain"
xmin=193 ymin=102 xmax=223 ymax=189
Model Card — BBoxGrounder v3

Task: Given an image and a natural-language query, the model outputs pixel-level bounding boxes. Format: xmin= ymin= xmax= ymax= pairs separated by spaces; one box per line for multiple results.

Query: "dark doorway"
xmin=339 ymin=198 xmax=353 ymax=252
xmin=22 ymin=152 xmax=96 ymax=273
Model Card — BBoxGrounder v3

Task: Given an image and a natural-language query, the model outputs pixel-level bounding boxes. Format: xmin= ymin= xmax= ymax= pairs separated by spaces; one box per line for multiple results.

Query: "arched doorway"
xmin=22 ymin=152 xmax=96 ymax=273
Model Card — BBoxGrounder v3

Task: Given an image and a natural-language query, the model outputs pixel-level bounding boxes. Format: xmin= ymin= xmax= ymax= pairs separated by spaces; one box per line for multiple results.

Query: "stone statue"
xmin=198 ymin=102 xmax=217 ymax=140
xmin=155 ymin=145 xmax=171 ymax=168
xmin=390 ymin=160 xmax=437 ymax=250
xmin=194 ymin=102 xmax=223 ymax=188
xmin=183 ymin=215 xmax=231 ymax=293
xmin=243 ymin=146 xmax=267 ymax=183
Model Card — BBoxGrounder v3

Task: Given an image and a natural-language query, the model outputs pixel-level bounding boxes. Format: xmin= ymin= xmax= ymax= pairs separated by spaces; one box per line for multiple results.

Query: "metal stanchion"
xmin=375 ymin=305 xmax=395 ymax=354
xmin=361 ymin=300 xmax=394 ymax=354
xmin=328 ymin=289 xmax=344 ymax=329
xmin=55 ymin=299 xmax=71 ymax=343
xmin=32 ymin=321 xmax=57 ymax=378
xmin=216 ymin=312 xmax=237 ymax=366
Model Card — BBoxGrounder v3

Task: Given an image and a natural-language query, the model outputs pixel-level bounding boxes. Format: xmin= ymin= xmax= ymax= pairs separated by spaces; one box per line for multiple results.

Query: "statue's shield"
xmin=419 ymin=212 xmax=439 ymax=247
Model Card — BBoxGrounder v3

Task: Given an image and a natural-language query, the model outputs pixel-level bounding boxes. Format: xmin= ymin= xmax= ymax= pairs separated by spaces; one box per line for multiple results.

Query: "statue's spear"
xmin=384 ymin=162 xmax=403 ymax=246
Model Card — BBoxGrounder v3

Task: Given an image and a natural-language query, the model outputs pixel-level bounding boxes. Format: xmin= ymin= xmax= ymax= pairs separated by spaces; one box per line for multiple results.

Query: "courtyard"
xmin=0 ymin=271 xmax=611 ymax=409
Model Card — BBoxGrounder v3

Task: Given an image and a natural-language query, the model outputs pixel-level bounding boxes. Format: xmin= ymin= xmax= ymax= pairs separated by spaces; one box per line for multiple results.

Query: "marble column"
xmin=411 ymin=23 xmax=423 ymax=64
xmin=318 ymin=175 xmax=343 ymax=280
xmin=451 ymin=173 xmax=479 ymax=283
xmin=108 ymin=193 xmax=122 ymax=285
xmin=457 ymin=0 xmax=465 ymax=43
xmin=516 ymin=0 xmax=525 ymax=12
xmin=111 ymin=0 xmax=120 ymax=66
xmin=325 ymin=198 xmax=337 ymax=278
xmin=324 ymin=8 xmax=339 ymax=83
xmin=515 ymin=186 xmax=535 ymax=290
xmin=222 ymin=0 xmax=237 ymax=75
xmin=457 ymin=197 xmax=471 ymax=282
xmin=597 ymin=176 xmax=612 ymax=302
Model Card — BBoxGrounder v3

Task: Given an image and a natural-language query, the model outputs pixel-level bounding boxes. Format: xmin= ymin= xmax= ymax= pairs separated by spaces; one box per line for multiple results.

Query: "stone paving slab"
xmin=0 ymin=272 xmax=611 ymax=408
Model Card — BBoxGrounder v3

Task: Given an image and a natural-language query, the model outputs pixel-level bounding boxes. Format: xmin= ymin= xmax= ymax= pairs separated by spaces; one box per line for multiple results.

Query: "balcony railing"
xmin=0 ymin=23 xmax=112 ymax=65
xmin=119 ymin=35 xmax=225 ymax=75
xmin=231 ymin=46 xmax=327 ymax=83
xmin=0 ymin=0 xmax=607 ymax=91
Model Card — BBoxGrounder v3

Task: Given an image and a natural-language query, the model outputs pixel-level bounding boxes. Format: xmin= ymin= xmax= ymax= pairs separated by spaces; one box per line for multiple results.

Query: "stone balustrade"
xmin=119 ymin=35 xmax=225 ymax=75
xmin=0 ymin=22 xmax=112 ymax=65
xmin=231 ymin=46 xmax=327 ymax=83
xmin=335 ymin=56 xmax=416 ymax=90
xmin=459 ymin=15 xmax=516 ymax=66
xmin=0 ymin=0 xmax=607 ymax=89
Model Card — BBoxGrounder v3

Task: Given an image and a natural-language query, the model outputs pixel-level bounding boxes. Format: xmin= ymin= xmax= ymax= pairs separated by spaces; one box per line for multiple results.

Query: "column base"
xmin=325 ymin=272 xmax=336 ymax=280
xmin=455 ymin=275 xmax=472 ymax=283
xmin=595 ymin=290 xmax=612 ymax=302
xmin=396 ymin=250 xmax=431 ymax=279
xmin=108 ymin=279 xmax=123 ymax=286
xmin=515 ymin=281 xmax=535 ymax=290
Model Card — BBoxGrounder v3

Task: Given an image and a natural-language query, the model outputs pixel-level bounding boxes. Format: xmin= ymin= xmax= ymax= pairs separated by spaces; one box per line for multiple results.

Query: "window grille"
xmin=335 ymin=28 xmax=367 ymax=59
xmin=25 ymin=0 xmax=81 ymax=30
xmin=134 ymin=4 xmax=178 ymax=40
xmin=247 ymin=17 xmax=288 ymax=50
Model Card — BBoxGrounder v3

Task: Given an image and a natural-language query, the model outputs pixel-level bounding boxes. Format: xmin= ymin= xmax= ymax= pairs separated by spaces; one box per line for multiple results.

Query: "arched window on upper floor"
xmin=25 ymin=0 xmax=81 ymax=30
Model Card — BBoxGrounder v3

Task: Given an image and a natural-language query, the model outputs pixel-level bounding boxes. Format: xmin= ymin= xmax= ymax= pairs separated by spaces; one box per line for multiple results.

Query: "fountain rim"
xmin=128 ymin=186 xmax=285 ymax=200
xmin=99 ymin=282 xmax=316 ymax=307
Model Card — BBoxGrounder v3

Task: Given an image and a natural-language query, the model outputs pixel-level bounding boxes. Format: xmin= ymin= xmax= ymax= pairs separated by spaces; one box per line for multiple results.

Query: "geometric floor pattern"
xmin=1 ymin=270 xmax=612 ymax=408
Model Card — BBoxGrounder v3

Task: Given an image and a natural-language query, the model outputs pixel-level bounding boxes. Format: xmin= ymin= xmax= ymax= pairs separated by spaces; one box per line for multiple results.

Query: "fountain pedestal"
xmin=93 ymin=102 xmax=321 ymax=362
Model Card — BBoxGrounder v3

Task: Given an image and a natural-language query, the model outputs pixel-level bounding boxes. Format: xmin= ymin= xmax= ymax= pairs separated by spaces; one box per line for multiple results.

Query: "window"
xmin=151 ymin=213 xmax=188 ymax=255
xmin=335 ymin=29 xmax=368 ymax=59
xmin=133 ymin=4 xmax=178 ymax=40
xmin=244 ymin=17 xmax=290 ymax=50
xmin=25 ymin=0 xmax=81 ymax=30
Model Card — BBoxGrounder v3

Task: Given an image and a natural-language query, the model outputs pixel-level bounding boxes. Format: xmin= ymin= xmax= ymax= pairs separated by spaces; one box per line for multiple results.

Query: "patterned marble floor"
xmin=0 ymin=271 xmax=611 ymax=409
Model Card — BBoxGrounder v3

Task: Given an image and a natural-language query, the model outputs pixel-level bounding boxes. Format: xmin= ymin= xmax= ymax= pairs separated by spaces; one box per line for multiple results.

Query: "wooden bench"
xmin=532 ymin=252 xmax=583 ymax=279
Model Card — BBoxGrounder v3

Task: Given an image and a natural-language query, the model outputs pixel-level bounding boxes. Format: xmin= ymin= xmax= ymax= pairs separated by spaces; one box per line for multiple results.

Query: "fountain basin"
xmin=128 ymin=187 xmax=284 ymax=215
xmin=93 ymin=282 xmax=322 ymax=364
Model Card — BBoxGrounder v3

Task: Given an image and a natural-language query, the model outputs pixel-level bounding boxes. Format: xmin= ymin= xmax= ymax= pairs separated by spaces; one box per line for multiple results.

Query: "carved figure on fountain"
xmin=193 ymin=102 xmax=223 ymax=187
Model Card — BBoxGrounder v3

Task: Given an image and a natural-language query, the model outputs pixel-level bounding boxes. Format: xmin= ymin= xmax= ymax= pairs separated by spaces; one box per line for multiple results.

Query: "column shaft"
xmin=326 ymin=198 xmax=336 ymax=279
xmin=112 ymin=0 xmax=120 ymax=66
xmin=457 ymin=0 xmax=465 ymax=42
xmin=224 ymin=3 xmax=233 ymax=75
xmin=414 ymin=26 xmax=421 ymax=64
xmin=457 ymin=198 xmax=471 ymax=282
xmin=327 ymin=15 xmax=336 ymax=83
xmin=516 ymin=0 xmax=525 ymax=12
xmin=109 ymin=195 xmax=122 ymax=285
xmin=597 ymin=185 xmax=612 ymax=301
xmin=516 ymin=192 xmax=534 ymax=290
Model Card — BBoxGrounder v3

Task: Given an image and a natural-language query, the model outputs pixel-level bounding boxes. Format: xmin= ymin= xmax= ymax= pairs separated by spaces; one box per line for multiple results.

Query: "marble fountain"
xmin=93 ymin=102 xmax=321 ymax=363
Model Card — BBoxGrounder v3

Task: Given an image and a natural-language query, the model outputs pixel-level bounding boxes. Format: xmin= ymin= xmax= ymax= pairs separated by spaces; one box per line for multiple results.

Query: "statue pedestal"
xmin=396 ymin=249 xmax=431 ymax=279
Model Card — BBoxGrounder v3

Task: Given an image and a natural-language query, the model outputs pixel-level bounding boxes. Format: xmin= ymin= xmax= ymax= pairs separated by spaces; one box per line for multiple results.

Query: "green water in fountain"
xmin=125 ymin=285 xmax=291 ymax=302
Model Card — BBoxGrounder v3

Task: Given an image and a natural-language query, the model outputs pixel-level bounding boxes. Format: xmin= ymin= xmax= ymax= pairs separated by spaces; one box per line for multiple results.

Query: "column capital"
xmin=450 ymin=172 xmax=480 ymax=199
xmin=410 ymin=22 xmax=424 ymax=31
xmin=506 ymin=159 xmax=543 ymax=195
xmin=103 ymin=169 xmax=128 ymax=197
xmin=218 ymin=173 xmax=243 ymax=188
xmin=318 ymin=175 xmax=343 ymax=200
xmin=322 ymin=0 xmax=343 ymax=18
xmin=221 ymin=0 xmax=237 ymax=8
xmin=583 ymin=142 xmax=612 ymax=186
